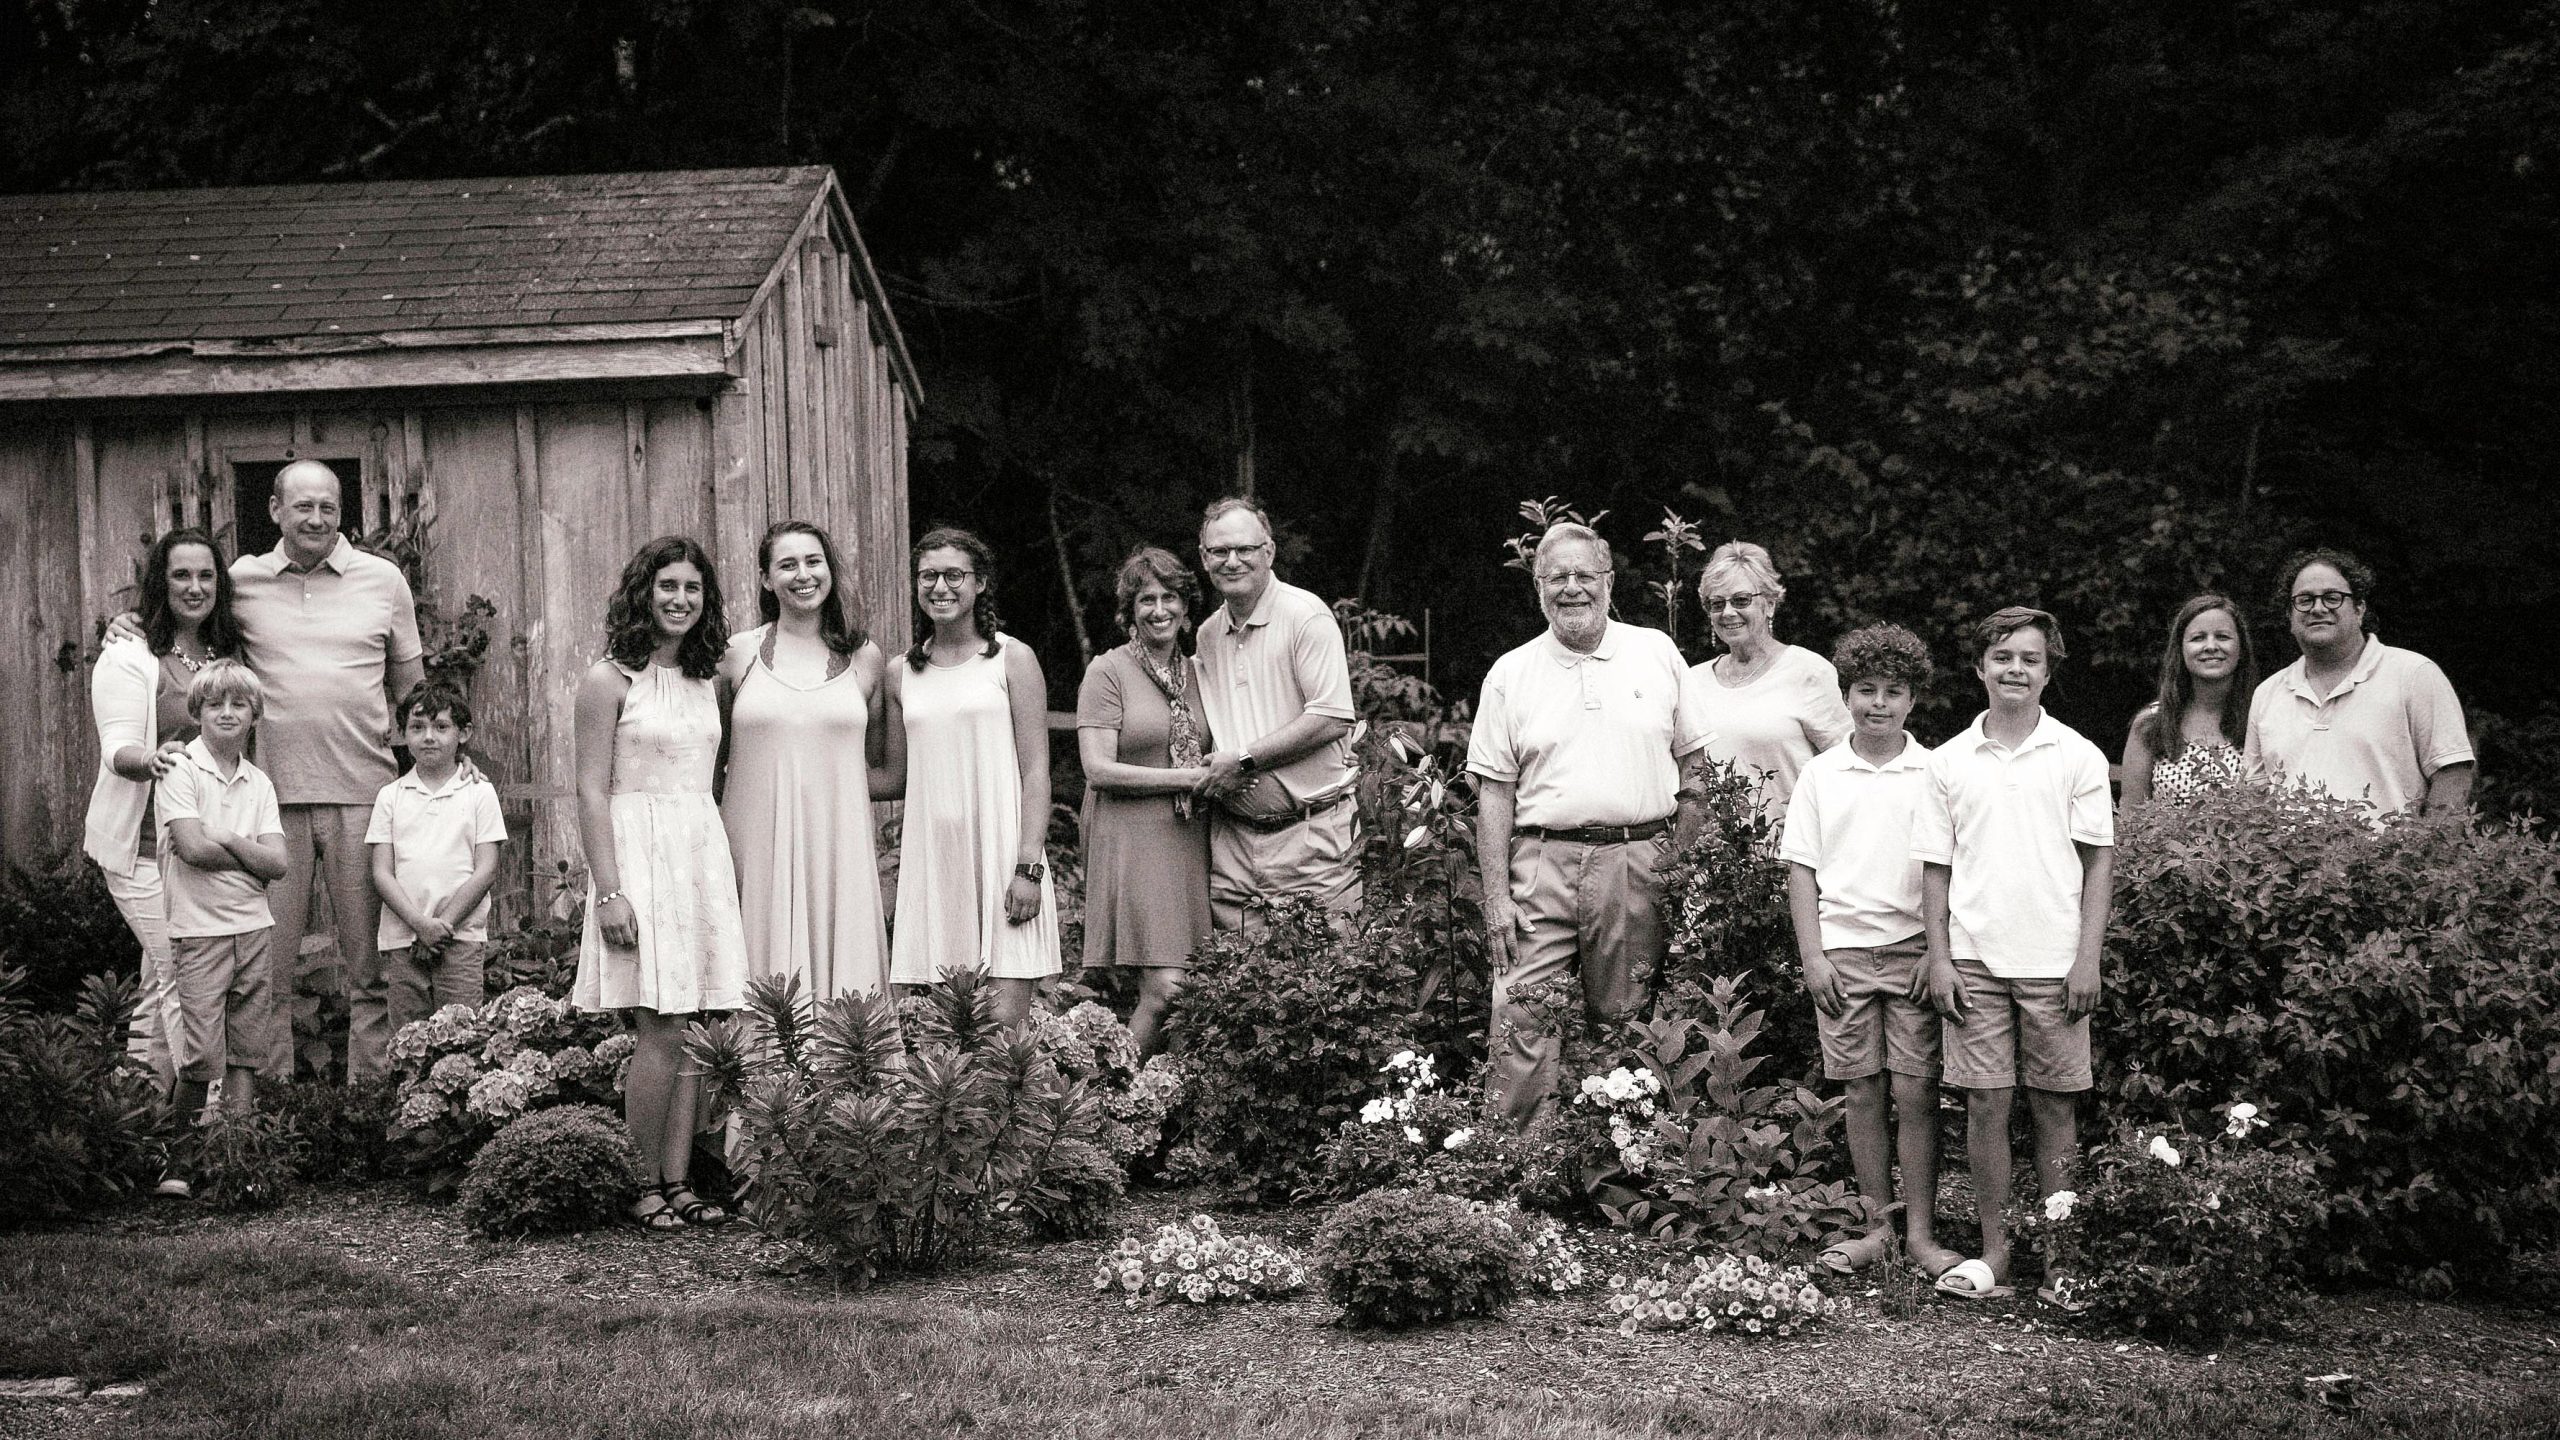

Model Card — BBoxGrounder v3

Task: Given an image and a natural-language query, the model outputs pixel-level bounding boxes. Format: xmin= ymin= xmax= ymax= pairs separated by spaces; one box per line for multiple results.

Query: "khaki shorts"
xmin=1940 ymin=956 xmax=2091 ymax=1093
xmin=1813 ymin=937 xmax=1939 ymax=1082
xmin=170 ymin=928 xmax=277 ymax=1083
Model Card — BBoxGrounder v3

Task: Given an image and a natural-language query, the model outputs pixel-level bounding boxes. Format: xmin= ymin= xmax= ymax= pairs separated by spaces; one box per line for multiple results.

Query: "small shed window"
xmin=232 ymin=457 xmax=362 ymax=558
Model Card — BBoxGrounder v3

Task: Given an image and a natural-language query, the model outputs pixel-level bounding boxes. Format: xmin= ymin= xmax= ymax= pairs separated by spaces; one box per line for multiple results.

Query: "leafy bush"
xmin=1027 ymin=1000 xmax=1185 ymax=1170
xmin=480 ymin=908 xmax=585 ymax=1000
xmin=1604 ymin=1252 xmax=1851 ymax=1339
xmin=386 ymin=986 xmax=630 ymax=1193
xmin=457 ymin=1104 xmax=644 ymax=1238
xmin=689 ymin=971 xmax=1121 ymax=1282
xmin=2026 ymin=1107 xmax=2323 ymax=1345
xmin=1313 ymin=1049 xmax=1526 ymax=1202
xmin=266 ymin=1078 xmax=401 ymax=1184
xmin=1 ymin=966 xmax=167 ymax=1225
xmin=189 ymin=1107 xmax=307 ymax=1211
xmin=0 ymin=851 xmax=142 ymax=1013
xmin=1655 ymin=757 xmax=1811 ymax=1076
xmin=1312 ymin=1186 xmax=1528 ymax=1328
xmin=1091 ymin=1214 xmax=1310 ymax=1308
xmin=2103 ymin=783 xmax=2560 ymax=1277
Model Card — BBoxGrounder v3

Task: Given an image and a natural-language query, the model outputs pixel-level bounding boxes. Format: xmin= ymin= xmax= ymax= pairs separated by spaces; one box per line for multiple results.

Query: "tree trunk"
xmin=1048 ymin=480 xmax=1094 ymax=670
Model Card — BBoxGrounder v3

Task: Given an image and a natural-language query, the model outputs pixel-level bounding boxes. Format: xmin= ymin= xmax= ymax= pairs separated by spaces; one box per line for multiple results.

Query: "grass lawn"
xmin=4 ymin=1189 xmax=2557 ymax=1439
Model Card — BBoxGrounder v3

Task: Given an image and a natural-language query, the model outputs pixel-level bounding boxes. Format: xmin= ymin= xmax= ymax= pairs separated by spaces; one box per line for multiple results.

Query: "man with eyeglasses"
xmin=2242 ymin=547 xmax=2472 ymax=815
xmin=1192 ymin=496 xmax=1363 ymax=930
xmin=1467 ymin=523 xmax=1716 ymax=1122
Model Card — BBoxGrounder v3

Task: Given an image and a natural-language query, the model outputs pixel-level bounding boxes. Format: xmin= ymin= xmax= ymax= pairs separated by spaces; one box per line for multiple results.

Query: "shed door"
xmin=232 ymin=457 xmax=362 ymax=559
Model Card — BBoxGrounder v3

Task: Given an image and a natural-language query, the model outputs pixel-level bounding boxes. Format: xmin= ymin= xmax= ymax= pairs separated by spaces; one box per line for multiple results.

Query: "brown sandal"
xmin=660 ymin=1181 xmax=727 ymax=1227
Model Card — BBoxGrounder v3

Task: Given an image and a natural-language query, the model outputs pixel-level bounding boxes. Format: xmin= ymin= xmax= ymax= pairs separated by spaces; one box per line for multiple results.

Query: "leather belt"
xmin=1221 ymin=787 xmax=1358 ymax=833
xmin=1517 ymin=817 xmax=1672 ymax=845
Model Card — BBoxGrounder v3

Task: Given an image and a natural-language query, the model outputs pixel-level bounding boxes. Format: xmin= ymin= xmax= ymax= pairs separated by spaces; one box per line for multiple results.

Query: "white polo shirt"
xmin=366 ymin=767 xmax=509 ymax=947
xmin=1911 ymin=711 xmax=2113 ymax=980
xmin=155 ymin=739 xmax=284 ymax=939
xmin=230 ymin=536 xmax=426 ymax=806
xmin=1779 ymin=735 xmax=1932 ymax=951
xmin=1467 ymin=622 xmax=1715 ymax=829
xmin=2243 ymin=638 xmax=2472 ymax=815
xmin=1194 ymin=577 xmax=1359 ymax=804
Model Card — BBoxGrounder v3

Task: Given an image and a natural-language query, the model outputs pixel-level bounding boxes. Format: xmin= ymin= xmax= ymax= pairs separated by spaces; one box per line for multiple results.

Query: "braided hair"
xmin=906 ymin=526 xmax=1003 ymax=670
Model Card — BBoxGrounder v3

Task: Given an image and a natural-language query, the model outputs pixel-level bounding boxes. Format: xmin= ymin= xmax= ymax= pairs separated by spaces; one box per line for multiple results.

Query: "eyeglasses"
xmin=917 ymin=568 xmax=977 ymax=590
xmin=1535 ymin=570 xmax=1611 ymax=590
xmin=1201 ymin=543 xmax=1270 ymax=563
xmin=1704 ymin=592 xmax=1763 ymax=613
xmin=2289 ymin=590 xmax=2357 ymax=613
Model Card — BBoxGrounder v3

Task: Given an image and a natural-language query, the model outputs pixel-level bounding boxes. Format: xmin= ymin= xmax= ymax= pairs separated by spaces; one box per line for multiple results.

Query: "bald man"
xmin=115 ymin=460 xmax=426 ymax=1081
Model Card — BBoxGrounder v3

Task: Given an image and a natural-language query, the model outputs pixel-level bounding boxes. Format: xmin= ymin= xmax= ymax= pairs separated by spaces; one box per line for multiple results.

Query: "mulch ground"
xmin=40 ymin=1180 xmax=2560 ymax=1428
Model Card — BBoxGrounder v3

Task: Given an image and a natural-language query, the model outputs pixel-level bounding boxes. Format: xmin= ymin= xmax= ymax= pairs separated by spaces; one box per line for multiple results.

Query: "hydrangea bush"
xmin=1091 ymin=1214 xmax=1310 ymax=1308
xmin=2025 ymin=1103 xmax=2324 ymax=1345
xmin=387 ymin=986 xmax=630 ymax=1192
xmin=1314 ymin=1049 xmax=1526 ymax=1202
xmin=1605 ymin=1252 xmax=1850 ymax=1339
xmin=1029 ymin=1000 xmax=1185 ymax=1169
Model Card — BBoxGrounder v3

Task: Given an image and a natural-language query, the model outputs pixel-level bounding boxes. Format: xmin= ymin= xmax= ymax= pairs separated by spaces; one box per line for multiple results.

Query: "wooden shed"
xmin=0 ymin=166 xmax=918 ymax=915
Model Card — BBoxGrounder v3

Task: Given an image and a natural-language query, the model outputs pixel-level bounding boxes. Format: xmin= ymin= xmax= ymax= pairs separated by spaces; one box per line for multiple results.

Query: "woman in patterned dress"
xmin=2119 ymin=593 xmax=2262 ymax=808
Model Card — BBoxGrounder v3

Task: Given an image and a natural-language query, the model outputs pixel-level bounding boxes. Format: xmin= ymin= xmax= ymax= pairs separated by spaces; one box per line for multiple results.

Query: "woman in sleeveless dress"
xmin=571 ymin=536 xmax=747 ymax=1230
xmin=1075 ymin=546 xmax=1213 ymax=1057
xmin=720 ymin=520 xmax=891 ymax=1003
xmin=1690 ymin=541 xmax=1853 ymax=826
xmin=2120 ymin=593 xmax=2260 ymax=808
xmin=879 ymin=527 xmax=1060 ymax=1026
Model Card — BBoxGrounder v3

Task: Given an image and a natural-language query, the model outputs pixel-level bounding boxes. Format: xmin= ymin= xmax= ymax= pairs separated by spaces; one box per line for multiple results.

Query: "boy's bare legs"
xmin=1896 ymin=1071 xmax=1962 ymax=1275
xmin=1842 ymin=1073 xmax=1893 ymax=1232
xmin=1966 ymin=1086 xmax=2015 ymax=1283
xmin=2026 ymin=1087 xmax=2078 ymax=1196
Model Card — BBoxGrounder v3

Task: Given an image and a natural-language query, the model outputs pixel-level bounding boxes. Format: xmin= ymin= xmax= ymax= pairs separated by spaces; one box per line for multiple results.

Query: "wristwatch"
xmin=1236 ymin=749 xmax=1260 ymax=775
xmin=1015 ymin=861 xmax=1046 ymax=883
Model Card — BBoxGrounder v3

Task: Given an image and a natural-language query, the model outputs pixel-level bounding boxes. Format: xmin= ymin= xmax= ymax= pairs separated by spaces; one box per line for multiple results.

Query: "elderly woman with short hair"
xmin=1691 ymin=541 xmax=1852 ymax=824
xmin=1075 ymin=546 xmax=1216 ymax=1056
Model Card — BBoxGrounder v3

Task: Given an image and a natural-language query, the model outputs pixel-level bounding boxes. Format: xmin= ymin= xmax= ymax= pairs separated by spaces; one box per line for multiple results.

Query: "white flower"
xmin=1743 ymin=1184 xmax=1779 ymax=1204
xmin=1360 ymin=1097 xmax=1395 ymax=1125
xmin=1403 ymin=1126 xmax=1426 ymax=1145
xmin=1443 ymin=1128 xmax=1474 ymax=1151
xmin=2204 ymin=1192 xmax=2223 ymax=1211
xmin=2044 ymin=1190 xmax=2078 ymax=1222
xmin=2148 ymin=1135 xmax=2184 ymax=1168
xmin=2225 ymin=1102 xmax=2267 ymax=1140
xmin=1387 ymin=1050 xmax=1417 ymax=1072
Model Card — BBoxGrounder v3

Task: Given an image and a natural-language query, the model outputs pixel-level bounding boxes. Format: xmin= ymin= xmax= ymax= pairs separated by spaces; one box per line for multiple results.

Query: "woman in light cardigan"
xmin=85 ymin=528 xmax=244 ymax=1097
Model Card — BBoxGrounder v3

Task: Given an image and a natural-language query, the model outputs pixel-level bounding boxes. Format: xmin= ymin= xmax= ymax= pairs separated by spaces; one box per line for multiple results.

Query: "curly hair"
xmin=2272 ymin=547 xmax=2377 ymax=634
xmin=138 ymin=527 xmax=245 ymax=661
xmin=605 ymin=535 xmax=728 ymax=680
xmin=1831 ymin=623 xmax=1932 ymax=689
xmin=1969 ymin=605 xmax=2066 ymax=664
xmin=1112 ymin=545 xmax=1200 ymax=638
xmin=755 ymin=520 xmax=865 ymax=654
xmin=2138 ymin=594 xmax=2261 ymax=760
xmin=907 ymin=526 xmax=1003 ymax=670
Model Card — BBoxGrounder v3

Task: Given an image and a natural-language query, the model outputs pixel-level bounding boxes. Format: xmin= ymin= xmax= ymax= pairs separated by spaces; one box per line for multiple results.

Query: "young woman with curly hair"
xmin=2119 ymin=593 xmax=2260 ymax=808
xmin=878 ymin=526 xmax=1059 ymax=1025
xmin=570 ymin=535 xmax=746 ymax=1231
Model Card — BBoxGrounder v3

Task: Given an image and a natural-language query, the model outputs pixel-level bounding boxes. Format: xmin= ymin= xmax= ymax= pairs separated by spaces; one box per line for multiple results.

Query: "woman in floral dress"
xmin=2119 ymin=593 xmax=2262 ymax=807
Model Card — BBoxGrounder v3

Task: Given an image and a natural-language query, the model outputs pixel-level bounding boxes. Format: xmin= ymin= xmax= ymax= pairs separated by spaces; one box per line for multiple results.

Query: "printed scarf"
xmin=1131 ymin=642 xmax=1204 ymax=820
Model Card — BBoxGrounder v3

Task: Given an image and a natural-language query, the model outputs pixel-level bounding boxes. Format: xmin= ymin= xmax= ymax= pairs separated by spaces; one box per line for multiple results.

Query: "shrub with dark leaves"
xmin=267 ymin=1077 xmax=402 ymax=1184
xmin=190 ymin=1106 xmax=307 ymax=1211
xmin=1313 ymin=1186 xmax=1528 ymax=1328
xmin=0 ymin=852 xmax=143 ymax=1013
xmin=1 ymin=966 xmax=167 ymax=1226
xmin=457 ymin=1103 xmax=642 ymax=1238
xmin=1655 ymin=757 xmax=1811 ymax=1078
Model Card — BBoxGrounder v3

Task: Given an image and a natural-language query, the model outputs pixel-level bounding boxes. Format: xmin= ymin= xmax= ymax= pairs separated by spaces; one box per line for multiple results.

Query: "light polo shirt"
xmin=1779 ymin=735 xmax=1933 ymax=951
xmin=1194 ymin=576 xmax=1359 ymax=804
xmin=2243 ymin=638 xmax=2472 ymax=815
xmin=1910 ymin=711 xmax=2113 ymax=980
xmin=1467 ymin=621 xmax=1714 ymax=829
xmin=155 ymin=739 xmax=284 ymax=939
xmin=366 ymin=768 xmax=509 ymax=947
xmin=230 ymin=536 xmax=425 ymax=806
xmin=1696 ymin=644 xmax=1855 ymax=822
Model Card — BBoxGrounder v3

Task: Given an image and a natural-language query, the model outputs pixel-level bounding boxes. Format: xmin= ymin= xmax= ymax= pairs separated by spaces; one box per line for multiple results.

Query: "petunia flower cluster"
xmin=1572 ymin=1065 xmax=1665 ymax=1174
xmin=1472 ymin=1200 xmax=1586 ymax=1294
xmin=1090 ymin=1214 xmax=1309 ymax=1309
xmin=1604 ymin=1252 xmax=1849 ymax=1338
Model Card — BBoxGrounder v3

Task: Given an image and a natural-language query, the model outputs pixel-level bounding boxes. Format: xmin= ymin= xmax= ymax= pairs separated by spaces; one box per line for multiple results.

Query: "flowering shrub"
xmin=1 ymin=966 xmax=166 ymax=1226
xmin=2026 ymin=1104 xmax=2323 ymax=1345
xmin=387 ymin=986 xmax=629 ymax=1193
xmin=1314 ymin=1049 xmax=1526 ymax=1202
xmin=1090 ymin=1214 xmax=1310 ymax=1308
xmin=1605 ymin=1252 xmax=1850 ymax=1339
xmin=689 ymin=971 xmax=1121 ymax=1283
xmin=1312 ymin=1186 xmax=1529 ymax=1328
xmin=1655 ymin=756 xmax=1814 ymax=1077
xmin=2103 ymin=784 xmax=2560 ymax=1276
xmin=457 ymin=1103 xmax=643 ymax=1238
xmin=1487 ymin=1201 xmax=1587 ymax=1294
xmin=1029 ymin=1000 xmax=1184 ymax=1169
xmin=1574 ymin=1064 xmax=1668 ymax=1174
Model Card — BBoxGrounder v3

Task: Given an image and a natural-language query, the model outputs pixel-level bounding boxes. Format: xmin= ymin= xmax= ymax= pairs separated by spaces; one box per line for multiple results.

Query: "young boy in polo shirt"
xmin=156 ymin=662 xmax=289 ymax=1178
xmin=1914 ymin=607 xmax=2113 ymax=1306
xmin=368 ymin=683 xmax=508 ymax=1035
xmin=1780 ymin=623 xmax=1961 ymax=1282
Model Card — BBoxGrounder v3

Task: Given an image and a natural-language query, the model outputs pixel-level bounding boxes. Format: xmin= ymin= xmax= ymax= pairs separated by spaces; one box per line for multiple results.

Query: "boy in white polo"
xmin=1781 ymin=623 xmax=1961 ymax=1282
xmin=368 ymin=682 xmax=509 ymax=1035
xmin=157 ymin=661 xmax=289 ymax=1177
xmin=1914 ymin=606 xmax=2113 ymax=1306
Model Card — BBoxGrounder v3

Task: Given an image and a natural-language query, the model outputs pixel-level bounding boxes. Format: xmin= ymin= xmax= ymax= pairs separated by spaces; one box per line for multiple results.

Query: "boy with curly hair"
xmin=1914 ymin=607 xmax=2114 ymax=1306
xmin=1780 ymin=623 xmax=1961 ymax=1280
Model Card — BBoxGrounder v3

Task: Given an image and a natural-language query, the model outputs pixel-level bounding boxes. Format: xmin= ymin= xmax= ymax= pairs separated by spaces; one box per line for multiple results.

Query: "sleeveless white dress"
xmin=890 ymin=638 xmax=1061 ymax=984
xmin=571 ymin=662 xmax=750 ymax=1015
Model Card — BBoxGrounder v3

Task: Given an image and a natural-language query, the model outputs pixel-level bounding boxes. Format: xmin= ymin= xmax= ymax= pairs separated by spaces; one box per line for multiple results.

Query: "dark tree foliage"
xmin=5 ymin=1 xmax=2554 ymax=781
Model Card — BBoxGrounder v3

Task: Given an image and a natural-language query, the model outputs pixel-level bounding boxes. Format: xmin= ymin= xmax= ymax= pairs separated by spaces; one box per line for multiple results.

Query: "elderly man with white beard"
xmin=1467 ymin=523 xmax=1717 ymax=1123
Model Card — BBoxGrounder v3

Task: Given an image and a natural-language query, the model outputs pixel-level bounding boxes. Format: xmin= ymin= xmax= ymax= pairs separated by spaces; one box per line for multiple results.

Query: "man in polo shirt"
xmin=2244 ymin=547 xmax=2473 ymax=816
xmin=1193 ymin=497 xmax=1362 ymax=931
xmin=1468 ymin=523 xmax=1715 ymax=1123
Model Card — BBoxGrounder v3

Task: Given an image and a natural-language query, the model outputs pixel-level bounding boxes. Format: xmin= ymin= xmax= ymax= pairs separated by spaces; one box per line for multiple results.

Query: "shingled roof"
xmin=0 ymin=166 xmax=916 ymax=402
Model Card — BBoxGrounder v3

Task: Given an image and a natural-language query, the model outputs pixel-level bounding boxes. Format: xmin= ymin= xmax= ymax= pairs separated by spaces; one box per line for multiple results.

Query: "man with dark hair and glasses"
xmin=2243 ymin=547 xmax=2473 ymax=815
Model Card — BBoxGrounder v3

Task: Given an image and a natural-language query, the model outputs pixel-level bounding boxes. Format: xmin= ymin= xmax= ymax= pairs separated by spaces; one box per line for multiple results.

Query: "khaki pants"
xmin=1486 ymin=832 xmax=1669 ymax=1124
xmin=101 ymin=857 xmax=181 ymax=1097
xmin=272 ymin=803 xmax=386 ymax=1081
xmin=1208 ymin=786 xmax=1363 ymax=933
xmin=384 ymin=939 xmax=487 ymax=1038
